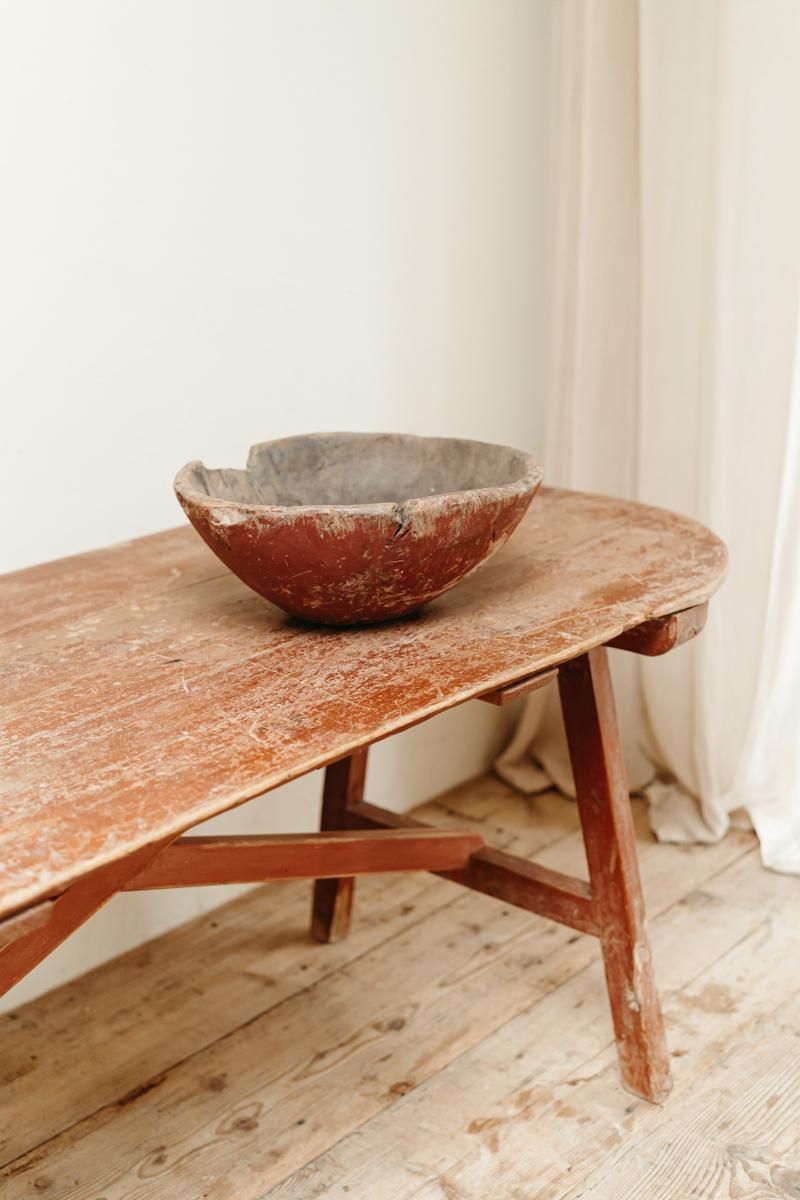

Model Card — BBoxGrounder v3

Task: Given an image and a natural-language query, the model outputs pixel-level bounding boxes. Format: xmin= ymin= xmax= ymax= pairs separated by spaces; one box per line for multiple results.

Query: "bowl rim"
xmin=174 ymin=431 xmax=543 ymax=520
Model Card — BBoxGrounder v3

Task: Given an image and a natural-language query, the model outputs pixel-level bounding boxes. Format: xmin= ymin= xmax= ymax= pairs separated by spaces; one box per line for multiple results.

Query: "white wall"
xmin=0 ymin=1 xmax=553 ymax=1005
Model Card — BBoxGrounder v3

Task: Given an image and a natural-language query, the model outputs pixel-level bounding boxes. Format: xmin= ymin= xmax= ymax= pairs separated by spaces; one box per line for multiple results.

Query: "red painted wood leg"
xmin=310 ymin=748 xmax=368 ymax=943
xmin=0 ymin=837 xmax=173 ymax=1001
xmin=558 ymin=647 xmax=673 ymax=1103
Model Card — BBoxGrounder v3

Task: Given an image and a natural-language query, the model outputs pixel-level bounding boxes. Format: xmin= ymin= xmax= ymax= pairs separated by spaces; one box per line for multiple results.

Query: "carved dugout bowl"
xmin=174 ymin=432 xmax=542 ymax=625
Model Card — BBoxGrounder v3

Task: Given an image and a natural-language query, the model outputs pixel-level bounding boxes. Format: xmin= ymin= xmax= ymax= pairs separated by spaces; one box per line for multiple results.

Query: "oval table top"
xmin=0 ymin=487 xmax=726 ymax=919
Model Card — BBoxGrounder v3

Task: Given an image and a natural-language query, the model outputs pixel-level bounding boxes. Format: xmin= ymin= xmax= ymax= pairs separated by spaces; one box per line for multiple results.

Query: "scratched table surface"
xmin=0 ymin=488 xmax=726 ymax=920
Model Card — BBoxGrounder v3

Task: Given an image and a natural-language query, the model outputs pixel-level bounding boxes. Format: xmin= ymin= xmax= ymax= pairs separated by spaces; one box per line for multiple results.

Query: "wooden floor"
xmin=1 ymin=775 xmax=798 ymax=1199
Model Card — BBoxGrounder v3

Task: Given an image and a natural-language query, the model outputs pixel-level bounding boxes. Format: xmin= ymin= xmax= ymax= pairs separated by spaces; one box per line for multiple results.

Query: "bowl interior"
xmin=184 ymin=433 xmax=536 ymax=509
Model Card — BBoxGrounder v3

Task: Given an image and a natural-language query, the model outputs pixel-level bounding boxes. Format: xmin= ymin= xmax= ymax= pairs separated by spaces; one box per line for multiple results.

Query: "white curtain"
xmin=498 ymin=0 xmax=800 ymax=873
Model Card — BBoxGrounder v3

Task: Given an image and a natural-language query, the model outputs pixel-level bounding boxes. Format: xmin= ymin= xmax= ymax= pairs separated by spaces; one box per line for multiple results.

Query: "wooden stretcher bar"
xmin=123 ymin=828 xmax=484 ymax=890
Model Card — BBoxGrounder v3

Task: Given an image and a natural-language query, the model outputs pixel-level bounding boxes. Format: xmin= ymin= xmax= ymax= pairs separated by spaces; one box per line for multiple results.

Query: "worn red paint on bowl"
xmin=174 ymin=432 xmax=542 ymax=625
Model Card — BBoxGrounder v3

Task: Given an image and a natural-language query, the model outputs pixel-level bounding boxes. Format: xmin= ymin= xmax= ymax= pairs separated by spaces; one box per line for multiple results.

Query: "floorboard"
xmin=1 ymin=774 xmax=794 ymax=1200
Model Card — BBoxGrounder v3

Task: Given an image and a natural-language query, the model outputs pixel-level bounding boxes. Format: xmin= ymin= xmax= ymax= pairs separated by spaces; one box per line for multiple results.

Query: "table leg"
xmin=310 ymin=748 xmax=368 ymax=943
xmin=0 ymin=837 xmax=173 ymax=1001
xmin=558 ymin=647 xmax=673 ymax=1103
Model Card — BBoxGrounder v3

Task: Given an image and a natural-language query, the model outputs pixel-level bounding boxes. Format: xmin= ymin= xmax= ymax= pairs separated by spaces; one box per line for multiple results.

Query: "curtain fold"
xmin=498 ymin=0 xmax=800 ymax=872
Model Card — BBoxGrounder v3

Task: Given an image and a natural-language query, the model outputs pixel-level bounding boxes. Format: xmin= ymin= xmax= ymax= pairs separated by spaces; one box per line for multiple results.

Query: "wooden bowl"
xmin=174 ymin=432 xmax=542 ymax=625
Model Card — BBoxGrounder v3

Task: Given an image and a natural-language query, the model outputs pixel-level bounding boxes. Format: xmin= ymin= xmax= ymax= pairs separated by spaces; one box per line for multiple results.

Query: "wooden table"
xmin=0 ymin=487 xmax=726 ymax=1103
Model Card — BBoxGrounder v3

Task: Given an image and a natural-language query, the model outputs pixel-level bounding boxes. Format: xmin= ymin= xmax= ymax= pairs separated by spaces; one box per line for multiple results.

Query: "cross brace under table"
xmin=0 ymin=604 xmax=708 ymax=1105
